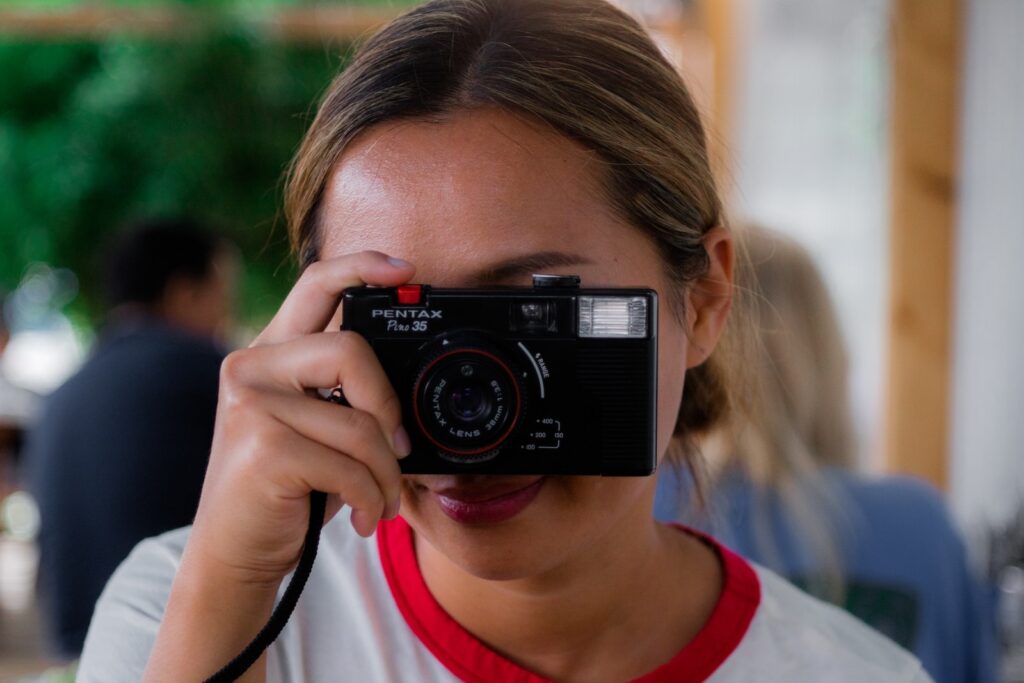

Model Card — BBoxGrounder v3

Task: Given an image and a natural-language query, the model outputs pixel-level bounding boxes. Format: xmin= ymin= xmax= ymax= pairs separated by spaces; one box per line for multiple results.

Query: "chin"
xmin=402 ymin=474 xmax=646 ymax=582
xmin=436 ymin=521 xmax=565 ymax=581
xmin=404 ymin=490 xmax=570 ymax=582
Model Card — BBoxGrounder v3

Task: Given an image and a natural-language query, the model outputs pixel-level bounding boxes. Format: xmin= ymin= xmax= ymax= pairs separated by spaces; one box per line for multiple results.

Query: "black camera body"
xmin=339 ymin=275 xmax=657 ymax=476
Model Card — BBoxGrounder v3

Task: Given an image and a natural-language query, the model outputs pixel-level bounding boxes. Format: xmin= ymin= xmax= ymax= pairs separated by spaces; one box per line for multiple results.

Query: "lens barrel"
xmin=412 ymin=346 xmax=522 ymax=461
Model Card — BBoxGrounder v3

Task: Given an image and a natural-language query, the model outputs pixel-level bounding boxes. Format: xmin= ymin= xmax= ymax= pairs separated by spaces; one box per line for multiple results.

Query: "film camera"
xmin=338 ymin=275 xmax=657 ymax=475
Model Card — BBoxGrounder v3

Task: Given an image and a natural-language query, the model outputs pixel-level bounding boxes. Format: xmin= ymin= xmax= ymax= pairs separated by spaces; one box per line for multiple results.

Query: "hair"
xmin=700 ymin=225 xmax=856 ymax=598
xmin=735 ymin=226 xmax=856 ymax=480
xmin=284 ymin=0 xmax=741 ymax=454
xmin=104 ymin=217 xmax=225 ymax=310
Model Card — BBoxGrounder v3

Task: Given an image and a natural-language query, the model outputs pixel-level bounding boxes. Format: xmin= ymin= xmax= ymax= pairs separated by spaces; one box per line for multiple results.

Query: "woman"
xmin=78 ymin=1 xmax=930 ymax=681
xmin=655 ymin=227 xmax=997 ymax=683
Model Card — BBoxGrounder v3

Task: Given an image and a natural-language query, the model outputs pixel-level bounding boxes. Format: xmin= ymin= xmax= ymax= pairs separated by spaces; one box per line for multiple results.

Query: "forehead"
xmin=318 ymin=109 xmax=657 ymax=286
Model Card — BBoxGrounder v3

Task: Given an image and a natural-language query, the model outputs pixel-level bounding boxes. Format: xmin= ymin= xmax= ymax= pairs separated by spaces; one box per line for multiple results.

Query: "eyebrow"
xmin=469 ymin=251 xmax=593 ymax=286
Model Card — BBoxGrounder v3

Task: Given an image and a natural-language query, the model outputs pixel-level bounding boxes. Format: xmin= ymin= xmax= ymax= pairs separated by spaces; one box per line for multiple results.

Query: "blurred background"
xmin=0 ymin=0 xmax=1020 ymax=681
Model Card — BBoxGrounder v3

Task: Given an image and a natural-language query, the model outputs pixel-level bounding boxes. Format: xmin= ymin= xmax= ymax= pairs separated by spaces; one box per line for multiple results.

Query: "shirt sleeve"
xmin=77 ymin=528 xmax=190 ymax=682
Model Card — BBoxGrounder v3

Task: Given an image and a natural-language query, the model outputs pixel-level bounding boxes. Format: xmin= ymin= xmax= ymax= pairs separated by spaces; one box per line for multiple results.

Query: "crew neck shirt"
xmin=79 ymin=514 xmax=931 ymax=682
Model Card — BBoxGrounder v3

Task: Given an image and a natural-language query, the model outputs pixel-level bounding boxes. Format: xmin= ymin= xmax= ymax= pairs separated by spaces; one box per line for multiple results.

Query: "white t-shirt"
xmin=79 ymin=514 xmax=932 ymax=682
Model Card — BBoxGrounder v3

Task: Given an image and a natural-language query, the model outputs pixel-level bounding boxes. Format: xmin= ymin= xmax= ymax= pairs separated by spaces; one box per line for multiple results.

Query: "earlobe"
xmin=684 ymin=226 xmax=735 ymax=369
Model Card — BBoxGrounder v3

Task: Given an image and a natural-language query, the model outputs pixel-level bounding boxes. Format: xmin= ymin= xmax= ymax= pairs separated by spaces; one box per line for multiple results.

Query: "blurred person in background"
xmin=654 ymin=226 xmax=998 ymax=683
xmin=24 ymin=217 xmax=238 ymax=659
xmin=0 ymin=290 xmax=41 ymax=498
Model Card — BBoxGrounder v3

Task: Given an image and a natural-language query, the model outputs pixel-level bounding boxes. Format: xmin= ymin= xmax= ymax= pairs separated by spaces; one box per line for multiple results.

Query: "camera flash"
xmin=577 ymin=296 xmax=648 ymax=338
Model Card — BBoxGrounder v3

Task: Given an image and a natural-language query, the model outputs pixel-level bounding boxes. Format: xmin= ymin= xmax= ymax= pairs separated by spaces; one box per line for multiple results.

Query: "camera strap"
xmin=203 ymin=490 xmax=327 ymax=682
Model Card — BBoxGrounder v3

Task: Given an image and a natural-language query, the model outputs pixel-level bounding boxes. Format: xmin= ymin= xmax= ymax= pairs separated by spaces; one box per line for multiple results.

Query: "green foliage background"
xmin=0 ymin=6 xmax=411 ymax=330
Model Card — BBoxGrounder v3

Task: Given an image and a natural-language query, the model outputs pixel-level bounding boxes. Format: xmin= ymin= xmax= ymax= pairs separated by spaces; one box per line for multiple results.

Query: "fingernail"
xmin=350 ymin=509 xmax=374 ymax=538
xmin=387 ymin=256 xmax=412 ymax=269
xmin=384 ymin=498 xmax=401 ymax=520
xmin=392 ymin=425 xmax=412 ymax=457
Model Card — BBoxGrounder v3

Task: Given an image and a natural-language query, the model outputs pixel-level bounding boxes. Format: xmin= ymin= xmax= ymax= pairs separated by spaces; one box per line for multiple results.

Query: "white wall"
xmin=949 ymin=0 xmax=1024 ymax=538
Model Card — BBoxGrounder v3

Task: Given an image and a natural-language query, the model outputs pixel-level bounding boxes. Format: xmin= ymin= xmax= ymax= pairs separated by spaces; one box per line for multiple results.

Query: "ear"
xmin=684 ymin=226 xmax=735 ymax=369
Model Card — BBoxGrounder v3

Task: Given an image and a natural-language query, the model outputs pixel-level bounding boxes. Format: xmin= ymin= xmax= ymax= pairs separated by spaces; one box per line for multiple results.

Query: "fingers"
xmin=253 ymin=251 xmax=415 ymax=346
xmin=223 ymin=333 xmax=410 ymax=456
xmin=261 ymin=392 xmax=403 ymax=519
xmin=213 ymin=250 xmax=417 ymax=541
xmin=263 ymin=426 xmax=390 ymax=538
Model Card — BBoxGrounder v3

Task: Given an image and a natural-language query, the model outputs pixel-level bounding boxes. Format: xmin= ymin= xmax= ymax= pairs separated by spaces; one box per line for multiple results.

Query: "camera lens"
xmin=413 ymin=347 xmax=522 ymax=461
xmin=447 ymin=378 xmax=491 ymax=422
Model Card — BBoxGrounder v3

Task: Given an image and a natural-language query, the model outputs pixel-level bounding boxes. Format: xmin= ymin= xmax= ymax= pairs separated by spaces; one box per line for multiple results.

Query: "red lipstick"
xmin=433 ymin=477 xmax=545 ymax=524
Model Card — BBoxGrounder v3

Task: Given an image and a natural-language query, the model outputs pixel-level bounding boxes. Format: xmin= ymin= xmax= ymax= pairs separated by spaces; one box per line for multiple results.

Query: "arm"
xmin=77 ymin=531 xmax=184 ymax=682
xmin=84 ymin=252 xmax=416 ymax=682
xmin=142 ymin=550 xmax=280 ymax=683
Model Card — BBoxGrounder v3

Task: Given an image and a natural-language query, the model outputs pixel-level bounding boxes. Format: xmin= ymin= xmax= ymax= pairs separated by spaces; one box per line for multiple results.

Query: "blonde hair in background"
xmin=701 ymin=225 xmax=856 ymax=598
xmin=283 ymin=0 xmax=752 ymax=468
xmin=735 ymin=226 xmax=856 ymax=479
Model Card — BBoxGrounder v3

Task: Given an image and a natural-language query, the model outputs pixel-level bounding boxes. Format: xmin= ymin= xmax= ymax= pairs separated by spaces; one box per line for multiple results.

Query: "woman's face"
xmin=320 ymin=108 xmax=709 ymax=580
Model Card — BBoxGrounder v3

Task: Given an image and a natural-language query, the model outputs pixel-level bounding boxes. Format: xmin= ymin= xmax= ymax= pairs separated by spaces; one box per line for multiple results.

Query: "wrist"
xmin=184 ymin=517 xmax=296 ymax=589
xmin=178 ymin=535 xmax=285 ymax=600
xmin=144 ymin=538 xmax=280 ymax=683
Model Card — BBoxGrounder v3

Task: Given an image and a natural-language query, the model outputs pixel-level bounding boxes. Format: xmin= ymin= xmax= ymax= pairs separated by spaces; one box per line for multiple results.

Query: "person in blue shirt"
xmin=655 ymin=226 xmax=998 ymax=683
xmin=25 ymin=218 xmax=238 ymax=659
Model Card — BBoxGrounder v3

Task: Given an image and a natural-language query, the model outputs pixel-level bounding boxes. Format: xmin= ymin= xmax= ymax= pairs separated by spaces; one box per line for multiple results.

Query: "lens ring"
xmin=412 ymin=348 xmax=522 ymax=457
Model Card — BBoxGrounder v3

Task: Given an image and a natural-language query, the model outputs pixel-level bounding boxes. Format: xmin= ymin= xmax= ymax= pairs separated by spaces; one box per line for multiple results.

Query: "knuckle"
xmin=343 ymin=408 xmax=379 ymax=441
xmin=333 ymin=330 xmax=363 ymax=356
xmin=355 ymin=249 xmax=382 ymax=267
xmin=359 ymin=475 xmax=385 ymax=510
xmin=222 ymin=384 xmax=259 ymax=413
xmin=220 ymin=349 xmax=252 ymax=385
xmin=303 ymin=259 xmax=328 ymax=286
xmin=382 ymin=477 xmax=402 ymax=503
xmin=376 ymin=390 xmax=402 ymax=425
xmin=241 ymin=425 xmax=282 ymax=471
xmin=224 ymin=431 xmax=262 ymax=481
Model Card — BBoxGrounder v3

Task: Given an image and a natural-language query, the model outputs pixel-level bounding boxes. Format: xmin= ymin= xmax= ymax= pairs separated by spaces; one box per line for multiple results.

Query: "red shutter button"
xmin=396 ymin=284 xmax=423 ymax=305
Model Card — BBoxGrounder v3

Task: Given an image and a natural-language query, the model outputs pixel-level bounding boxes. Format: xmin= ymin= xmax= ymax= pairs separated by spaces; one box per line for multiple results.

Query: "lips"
xmin=430 ymin=476 xmax=545 ymax=524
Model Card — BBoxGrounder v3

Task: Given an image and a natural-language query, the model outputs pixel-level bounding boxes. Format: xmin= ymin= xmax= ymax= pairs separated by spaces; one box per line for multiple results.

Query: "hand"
xmin=188 ymin=250 xmax=416 ymax=585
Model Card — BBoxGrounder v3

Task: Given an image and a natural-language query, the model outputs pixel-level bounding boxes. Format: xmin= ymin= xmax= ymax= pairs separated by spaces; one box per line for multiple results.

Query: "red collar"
xmin=377 ymin=517 xmax=760 ymax=683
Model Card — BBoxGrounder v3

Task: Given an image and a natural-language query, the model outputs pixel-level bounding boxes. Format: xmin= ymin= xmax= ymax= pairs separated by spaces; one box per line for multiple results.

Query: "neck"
xmin=415 ymin=497 xmax=722 ymax=683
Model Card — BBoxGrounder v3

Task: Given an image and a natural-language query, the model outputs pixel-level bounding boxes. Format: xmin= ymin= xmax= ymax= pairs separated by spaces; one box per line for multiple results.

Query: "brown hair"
xmin=285 ymin=0 xmax=735 ymax=449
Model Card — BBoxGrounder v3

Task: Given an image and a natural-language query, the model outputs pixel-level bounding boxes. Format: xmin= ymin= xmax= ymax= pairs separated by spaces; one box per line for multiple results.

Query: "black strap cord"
xmin=203 ymin=490 xmax=328 ymax=682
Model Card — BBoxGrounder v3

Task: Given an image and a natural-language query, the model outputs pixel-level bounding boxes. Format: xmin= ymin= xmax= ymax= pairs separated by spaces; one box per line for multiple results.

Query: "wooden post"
xmin=695 ymin=0 xmax=737 ymax=185
xmin=885 ymin=0 xmax=963 ymax=488
xmin=0 ymin=6 xmax=186 ymax=38
xmin=0 ymin=5 xmax=399 ymax=42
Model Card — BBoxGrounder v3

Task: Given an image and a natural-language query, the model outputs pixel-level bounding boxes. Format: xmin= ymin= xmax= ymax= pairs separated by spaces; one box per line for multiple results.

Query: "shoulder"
xmin=78 ymin=526 xmax=191 ymax=682
xmin=77 ymin=514 xmax=437 ymax=682
xmin=717 ymin=565 xmax=932 ymax=682
xmin=834 ymin=471 xmax=946 ymax=515
xmin=93 ymin=323 xmax=225 ymax=370
xmin=128 ymin=325 xmax=227 ymax=372
xmin=827 ymin=470 xmax=964 ymax=549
